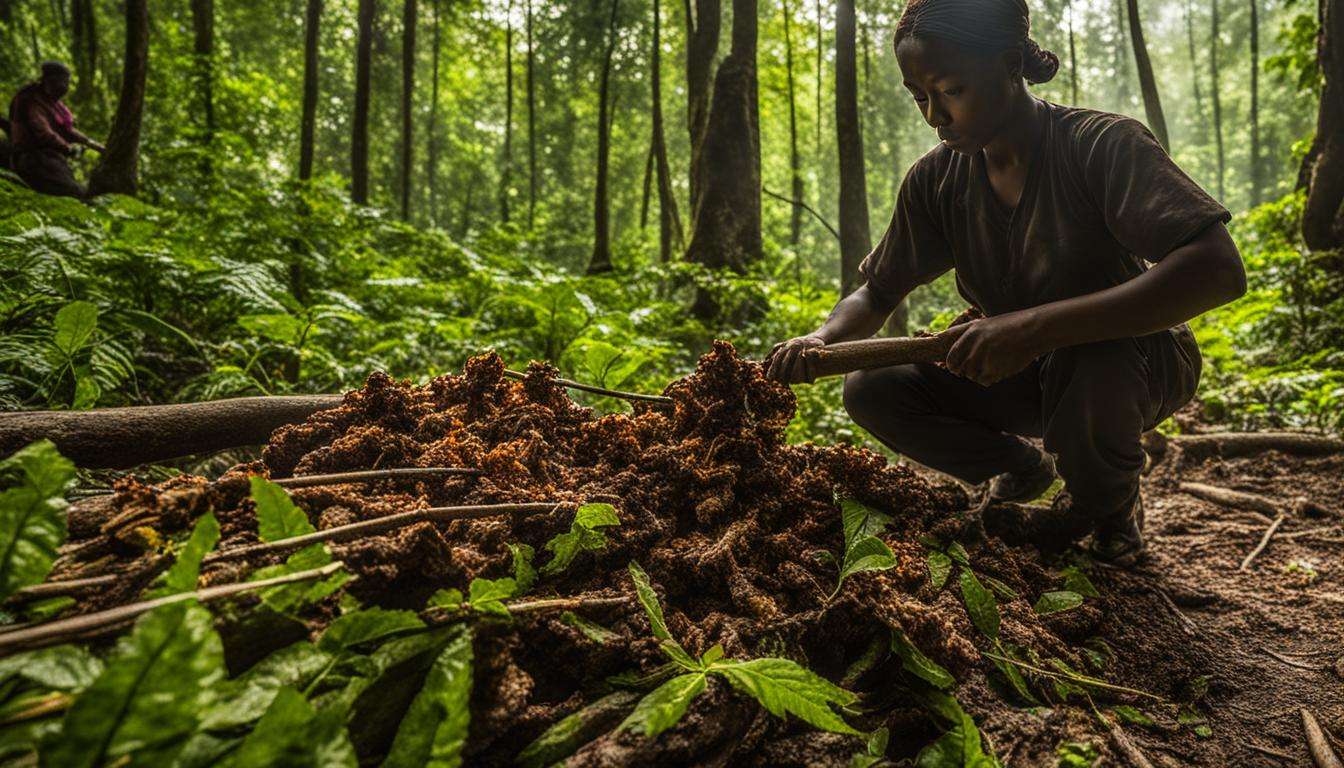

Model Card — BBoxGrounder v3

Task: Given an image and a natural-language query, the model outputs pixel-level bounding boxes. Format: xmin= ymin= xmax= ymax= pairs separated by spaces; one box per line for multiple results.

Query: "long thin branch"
xmin=1240 ymin=513 xmax=1286 ymax=572
xmin=422 ymin=593 xmax=630 ymax=625
xmin=202 ymin=502 xmax=561 ymax=564
xmin=1178 ymin=482 xmax=1280 ymax=518
xmin=501 ymin=369 xmax=671 ymax=405
xmin=761 ymin=186 xmax=840 ymax=241
xmin=0 ymin=561 xmax=345 ymax=656
xmin=270 ymin=466 xmax=482 ymax=488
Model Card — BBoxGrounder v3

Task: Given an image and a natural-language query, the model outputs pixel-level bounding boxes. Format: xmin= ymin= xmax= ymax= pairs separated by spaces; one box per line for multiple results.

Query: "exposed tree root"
xmin=1109 ymin=722 xmax=1157 ymax=768
xmin=1178 ymin=482 xmax=1283 ymax=517
xmin=1172 ymin=432 xmax=1344 ymax=461
xmin=1301 ymin=709 xmax=1344 ymax=768
xmin=1239 ymin=514 xmax=1286 ymax=572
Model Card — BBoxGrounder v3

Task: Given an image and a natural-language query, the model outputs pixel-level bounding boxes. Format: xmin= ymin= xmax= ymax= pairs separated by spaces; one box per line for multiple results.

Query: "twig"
xmin=0 ymin=692 xmax=71 ymax=726
xmin=1279 ymin=527 xmax=1342 ymax=540
xmin=1247 ymin=743 xmax=1296 ymax=762
xmin=0 ymin=561 xmax=345 ymax=656
xmin=203 ymin=502 xmax=561 ymax=564
xmin=271 ymin=466 xmax=482 ymax=488
xmin=761 ymin=186 xmax=841 ymax=241
xmin=1302 ymin=709 xmax=1344 ymax=768
xmin=12 ymin=556 xmax=170 ymax=602
xmin=981 ymin=651 xmax=1165 ymax=701
xmin=501 ymin=369 xmax=672 ymax=405
xmin=422 ymin=594 xmax=630 ymax=625
xmin=1108 ymin=723 xmax=1156 ymax=768
xmin=1178 ymin=482 xmax=1280 ymax=518
xmin=1240 ymin=514 xmax=1287 ymax=572
xmin=1261 ymin=647 xmax=1329 ymax=672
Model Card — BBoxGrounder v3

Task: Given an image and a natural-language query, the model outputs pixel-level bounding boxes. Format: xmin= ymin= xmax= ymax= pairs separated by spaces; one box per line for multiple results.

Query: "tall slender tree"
xmin=651 ymin=0 xmax=682 ymax=260
xmin=1210 ymin=0 xmax=1225 ymax=200
xmin=685 ymin=0 xmax=721 ymax=215
xmin=1248 ymin=0 xmax=1261 ymax=204
xmin=685 ymin=0 xmax=761 ymax=316
xmin=69 ymin=0 xmax=99 ymax=121
xmin=1302 ymin=0 xmax=1343 ymax=251
xmin=783 ymin=0 xmax=803 ymax=246
xmin=815 ymin=0 xmax=822 ymax=159
xmin=500 ymin=0 xmax=513 ymax=222
xmin=526 ymin=0 xmax=537 ymax=227
xmin=1185 ymin=0 xmax=1207 ymax=128
xmin=1113 ymin=0 xmax=1132 ymax=109
xmin=1125 ymin=0 xmax=1169 ymax=150
xmin=87 ymin=0 xmax=147 ymax=196
xmin=428 ymin=0 xmax=442 ymax=225
xmin=588 ymin=0 xmax=621 ymax=275
xmin=835 ymin=0 xmax=868 ymax=296
xmin=191 ymin=0 xmax=214 ymax=155
xmin=1067 ymin=0 xmax=1079 ymax=104
xmin=299 ymin=0 xmax=322 ymax=180
xmin=400 ymin=0 xmax=417 ymax=220
xmin=352 ymin=0 xmax=376 ymax=205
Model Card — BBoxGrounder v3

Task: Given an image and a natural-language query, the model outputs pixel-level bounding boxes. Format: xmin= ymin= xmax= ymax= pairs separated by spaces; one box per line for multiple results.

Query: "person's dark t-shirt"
xmin=859 ymin=100 xmax=1232 ymax=318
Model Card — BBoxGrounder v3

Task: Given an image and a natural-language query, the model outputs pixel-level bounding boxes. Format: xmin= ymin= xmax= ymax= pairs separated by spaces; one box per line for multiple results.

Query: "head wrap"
xmin=895 ymin=0 xmax=1060 ymax=84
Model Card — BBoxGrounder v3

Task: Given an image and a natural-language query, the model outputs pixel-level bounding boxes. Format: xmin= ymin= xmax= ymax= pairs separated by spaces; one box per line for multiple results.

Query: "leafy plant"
xmin=620 ymin=562 xmax=861 ymax=739
xmin=1055 ymin=740 xmax=1100 ymax=767
xmin=1033 ymin=591 xmax=1085 ymax=616
xmin=247 ymin=477 xmax=348 ymax=612
xmin=0 ymin=440 xmax=75 ymax=601
xmin=830 ymin=498 xmax=897 ymax=599
xmin=540 ymin=503 xmax=620 ymax=576
xmin=383 ymin=625 xmax=473 ymax=768
xmin=147 ymin=511 xmax=221 ymax=598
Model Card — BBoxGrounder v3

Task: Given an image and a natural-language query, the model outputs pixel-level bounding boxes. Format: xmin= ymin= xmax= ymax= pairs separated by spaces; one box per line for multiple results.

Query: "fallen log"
xmin=1302 ymin=708 xmax=1344 ymax=768
xmin=0 ymin=395 xmax=344 ymax=468
xmin=1172 ymin=431 xmax=1344 ymax=460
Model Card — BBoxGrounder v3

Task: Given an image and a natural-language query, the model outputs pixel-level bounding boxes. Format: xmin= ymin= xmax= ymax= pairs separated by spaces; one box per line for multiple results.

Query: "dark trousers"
xmin=13 ymin=149 xmax=85 ymax=199
xmin=843 ymin=326 xmax=1202 ymax=526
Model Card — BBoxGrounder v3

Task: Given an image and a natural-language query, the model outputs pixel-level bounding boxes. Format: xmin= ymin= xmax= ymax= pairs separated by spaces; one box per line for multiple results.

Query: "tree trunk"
xmin=1114 ymin=0 xmax=1132 ymax=109
xmin=299 ymin=0 xmax=322 ymax=180
xmin=815 ymin=0 xmax=822 ymax=159
xmin=1248 ymin=0 xmax=1261 ymax=205
xmin=69 ymin=0 xmax=99 ymax=122
xmin=500 ymin=0 xmax=513 ymax=222
xmin=1210 ymin=0 xmax=1225 ymax=201
xmin=352 ymin=0 xmax=375 ymax=205
xmin=784 ymin=0 xmax=803 ymax=246
xmin=428 ymin=0 xmax=441 ymax=225
xmin=588 ymin=0 xmax=620 ymax=275
xmin=87 ymin=0 xmax=147 ymax=197
xmin=685 ymin=0 xmax=721 ymax=216
xmin=1185 ymin=0 xmax=1207 ymax=129
xmin=835 ymin=0 xmax=869 ymax=296
xmin=1125 ymin=0 xmax=1169 ymax=151
xmin=1303 ymin=0 xmax=1344 ymax=250
xmin=400 ymin=0 xmax=417 ymax=220
xmin=684 ymin=0 xmax=760 ymax=315
xmin=1067 ymin=0 xmax=1079 ymax=103
xmin=191 ymin=0 xmax=214 ymax=148
xmin=526 ymin=0 xmax=537 ymax=227
xmin=640 ymin=139 xmax=654 ymax=228
xmin=652 ymin=0 xmax=682 ymax=260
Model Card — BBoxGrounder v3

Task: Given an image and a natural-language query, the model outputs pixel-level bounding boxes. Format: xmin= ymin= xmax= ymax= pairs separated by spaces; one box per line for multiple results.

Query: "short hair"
xmin=40 ymin=61 xmax=72 ymax=80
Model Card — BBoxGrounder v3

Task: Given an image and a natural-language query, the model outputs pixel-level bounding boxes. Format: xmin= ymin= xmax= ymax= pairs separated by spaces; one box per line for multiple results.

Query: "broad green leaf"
xmin=318 ymin=608 xmax=424 ymax=653
xmin=518 ymin=690 xmax=641 ymax=768
xmin=618 ymin=672 xmax=707 ymax=738
xmin=574 ymin=502 xmax=619 ymax=529
xmin=700 ymin=644 xmax=725 ymax=665
xmin=467 ymin=577 xmax=516 ymax=617
xmin=981 ymin=575 xmax=1019 ymax=601
xmin=1112 ymin=705 xmax=1156 ymax=727
xmin=927 ymin=551 xmax=952 ymax=590
xmin=43 ymin=601 xmax=225 ymax=767
xmin=201 ymin=641 xmax=336 ymax=730
xmin=627 ymin=562 xmax=672 ymax=642
xmin=250 ymin=477 xmax=315 ymax=542
xmin=383 ymin=626 xmax=473 ymax=768
xmin=837 ymin=536 xmax=897 ymax=587
xmin=839 ymin=498 xmax=893 ymax=548
xmin=52 ymin=301 xmax=98 ymax=357
xmin=0 ymin=645 xmax=102 ymax=691
xmin=71 ymin=370 xmax=99 ymax=409
xmin=891 ymin=630 xmax=955 ymax=690
xmin=1060 ymin=566 xmax=1100 ymax=598
xmin=0 ymin=440 xmax=74 ymax=600
xmin=150 ymin=512 xmax=221 ymax=597
xmin=832 ymin=499 xmax=897 ymax=598
xmin=559 ymin=611 xmax=621 ymax=644
xmin=223 ymin=687 xmax=356 ymax=767
xmin=710 ymin=657 xmax=860 ymax=735
xmin=958 ymin=569 xmax=1000 ymax=640
xmin=237 ymin=313 xmax=306 ymax=346
xmin=427 ymin=588 xmax=464 ymax=610
xmin=508 ymin=542 xmax=537 ymax=595
xmin=988 ymin=643 xmax=1039 ymax=705
xmin=1033 ymin=591 xmax=1084 ymax=615
xmin=250 ymin=543 xmax=347 ymax=613
xmin=541 ymin=504 xmax=620 ymax=576
xmin=947 ymin=542 xmax=970 ymax=566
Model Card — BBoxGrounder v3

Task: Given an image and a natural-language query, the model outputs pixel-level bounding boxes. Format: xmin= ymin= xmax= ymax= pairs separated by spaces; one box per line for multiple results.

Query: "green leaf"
xmin=52 ymin=301 xmax=98 ymax=357
xmin=840 ymin=498 xmax=893 ymax=548
xmin=42 ymin=601 xmax=225 ymax=767
xmin=249 ymin=543 xmax=347 ymax=614
xmin=832 ymin=498 xmax=897 ymax=598
xmin=981 ymin=575 xmax=1019 ymax=601
xmin=1033 ymin=591 xmax=1084 ymax=616
xmin=958 ymin=569 xmax=1000 ymax=640
xmin=559 ymin=611 xmax=621 ymax=644
xmin=540 ymin=504 xmax=620 ymax=576
xmin=383 ymin=626 xmax=473 ymax=768
xmin=927 ymin=551 xmax=952 ymax=590
xmin=0 ymin=440 xmax=74 ymax=601
xmin=891 ymin=630 xmax=955 ymax=690
xmin=988 ymin=643 xmax=1039 ymax=706
xmin=508 ymin=542 xmax=537 ymax=595
xmin=947 ymin=542 xmax=970 ymax=567
xmin=618 ymin=672 xmax=707 ymax=739
xmin=223 ymin=687 xmax=357 ymax=767
xmin=836 ymin=536 xmax=897 ymax=591
xmin=700 ymin=644 xmax=725 ymax=665
xmin=427 ymin=588 xmax=463 ymax=610
xmin=517 ymin=690 xmax=641 ymax=768
xmin=1060 ymin=566 xmax=1100 ymax=598
xmin=201 ymin=641 xmax=336 ymax=730
xmin=0 ymin=645 xmax=102 ymax=692
xmin=710 ymin=657 xmax=860 ymax=735
xmin=149 ymin=512 xmax=220 ymax=597
xmin=250 ymin=477 xmax=315 ymax=542
xmin=467 ymin=577 xmax=516 ymax=617
xmin=627 ymin=561 xmax=672 ymax=642
xmin=318 ymin=608 xmax=424 ymax=653
xmin=1112 ymin=705 xmax=1156 ymax=728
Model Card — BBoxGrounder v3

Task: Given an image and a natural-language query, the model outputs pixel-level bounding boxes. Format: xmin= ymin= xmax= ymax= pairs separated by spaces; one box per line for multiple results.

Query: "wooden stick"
xmin=1108 ymin=723 xmax=1156 ymax=768
xmin=0 ymin=561 xmax=345 ymax=656
xmin=1240 ymin=514 xmax=1287 ymax=571
xmin=802 ymin=331 xmax=961 ymax=380
xmin=1302 ymin=709 xmax=1344 ymax=768
xmin=1173 ymin=431 xmax=1344 ymax=460
xmin=422 ymin=594 xmax=630 ymax=625
xmin=202 ymin=502 xmax=561 ymax=564
xmin=270 ymin=466 xmax=482 ymax=488
xmin=1178 ymin=482 xmax=1281 ymax=518
xmin=501 ymin=369 xmax=671 ymax=405
xmin=0 ymin=395 xmax=344 ymax=468
xmin=14 ymin=571 xmax=126 ymax=600
xmin=1278 ymin=527 xmax=1342 ymax=540
xmin=1261 ymin=647 xmax=1329 ymax=671
xmin=1247 ymin=743 xmax=1295 ymax=762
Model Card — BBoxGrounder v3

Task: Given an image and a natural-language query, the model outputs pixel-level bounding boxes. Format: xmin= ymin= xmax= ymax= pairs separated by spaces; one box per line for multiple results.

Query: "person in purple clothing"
xmin=5 ymin=62 xmax=106 ymax=198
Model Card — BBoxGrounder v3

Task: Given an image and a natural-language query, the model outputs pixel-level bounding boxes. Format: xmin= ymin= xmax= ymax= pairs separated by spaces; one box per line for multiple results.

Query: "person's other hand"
xmin=944 ymin=311 xmax=1045 ymax=386
xmin=765 ymin=334 xmax=825 ymax=384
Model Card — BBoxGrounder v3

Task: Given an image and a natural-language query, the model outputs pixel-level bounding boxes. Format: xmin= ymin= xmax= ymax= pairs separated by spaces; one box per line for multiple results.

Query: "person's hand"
xmin=765 ymin=334 xmax=826 ymax=384
xmin=944 ymin=310 xmax=1047 ymax=386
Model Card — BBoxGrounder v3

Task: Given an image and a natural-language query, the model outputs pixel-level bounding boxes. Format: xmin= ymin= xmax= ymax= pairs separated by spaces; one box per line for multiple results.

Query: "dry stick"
xmin=202 ymin=502 xmax=561 ymax=564
xmin=422 ymin=594 xmax=630 ymax=625
xmin=1247 ymin=743 xmax=1296 ymax=762
xmin=500 ymin=369 xmax=671 ymax=405
xmin=270 ymin=466 xmax=482 ymax=489
xmin=1108 ymin=723 xmax=1156 ymax=768
xmin=0 ymin=561 xmax=345 ymax=656
xmin=1261 ymin=647 xmax=1329 ymax=672
xmin=803 ymin=329 xmax=962 ymax=380
xmin=981 ymin=651 xmax=1164 ymax=701
xmin=13 ymin=555 xmax=170 ymax=601
xmin=1278 ymin=526 xmax=1343 ymax=540
xmin=1240 ymin=513 xmax=1287 ymax=572
xmin=1178 ymin=482 xmax=1281 ymax=519
xmin=1302 ymin=709 xmax=1344 ymax=768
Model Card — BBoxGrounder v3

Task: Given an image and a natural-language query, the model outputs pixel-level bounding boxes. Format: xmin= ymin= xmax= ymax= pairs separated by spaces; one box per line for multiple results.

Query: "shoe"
xmin=1090 ymin=495 xmax=1148 ymax=567
xmin=989 ymin=451 xmax=1057 ymax=504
